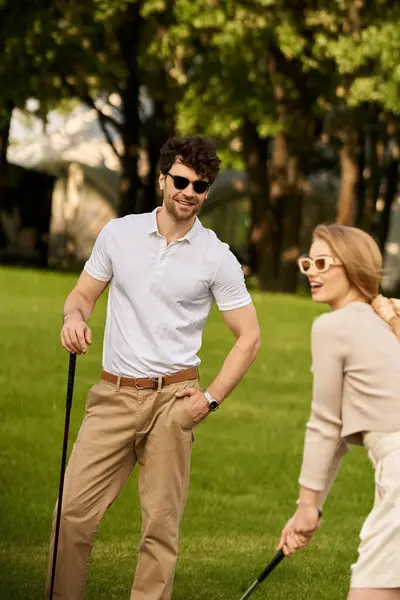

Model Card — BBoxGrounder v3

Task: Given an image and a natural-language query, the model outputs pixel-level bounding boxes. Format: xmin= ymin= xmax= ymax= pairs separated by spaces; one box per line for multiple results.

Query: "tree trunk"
xmin=0 ymin=100 xmax=14 ymax=188
xmin=359 ymin=130 xmax=383 ymax=233
xmin=241 ymin=119 xmax=275 ymax=287
xmin=337 ymin=129 xmax=360 ymax=226
xmin=141 ymin=96 xmax=175 ymax=214
xmin=141 ymin=141 xmax=159 ymax=213
xmin=377 ymin=141 xmax=399 ymax=253
xmin=278 ymin=155 xmax=304 ymax=293
xmin=354 ymin=129 xmax=366 ymax=227
xmin=117 ymin=4 xmax=143 ymax=216
xmin=260 ymin=132 xmax=289 ymax=290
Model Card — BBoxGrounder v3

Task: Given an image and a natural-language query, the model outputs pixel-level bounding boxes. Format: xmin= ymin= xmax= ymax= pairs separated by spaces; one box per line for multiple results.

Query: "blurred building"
xmin=5 ymin=104 xmax=121 ymax=267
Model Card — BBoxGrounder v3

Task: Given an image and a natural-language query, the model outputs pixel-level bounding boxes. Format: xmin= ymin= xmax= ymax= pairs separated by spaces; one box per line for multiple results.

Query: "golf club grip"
xmin=67 ymin=353 xmax=77 ymax=404
xmin=257 ymin=549 xmax=285 ymax=583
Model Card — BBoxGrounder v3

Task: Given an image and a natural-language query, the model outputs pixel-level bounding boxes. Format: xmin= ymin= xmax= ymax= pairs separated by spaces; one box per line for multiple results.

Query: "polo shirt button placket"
xmin=157 ymin=250 xmax=167 ymax=274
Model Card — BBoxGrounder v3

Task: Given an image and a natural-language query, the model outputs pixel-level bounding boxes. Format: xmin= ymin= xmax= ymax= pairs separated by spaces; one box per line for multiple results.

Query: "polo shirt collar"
xmin=147 ymin=208 xmax=160 ymax=234
xmin=147 ymin=208 xmax=202 ymax=244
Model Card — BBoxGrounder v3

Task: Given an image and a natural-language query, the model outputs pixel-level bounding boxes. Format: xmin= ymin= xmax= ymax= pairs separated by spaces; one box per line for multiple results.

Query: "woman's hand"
xmin=372 ymin=295 xmax=400 ymax=341
xmin=277 ymin=505 xmax=321 ymax=556
xmin=372 ymin=295 xmax=400 ymax=323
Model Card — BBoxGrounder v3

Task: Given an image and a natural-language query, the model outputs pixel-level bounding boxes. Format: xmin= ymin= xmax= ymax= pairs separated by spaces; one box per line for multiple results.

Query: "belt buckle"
xmin=134 ymin=378 xmax=148 ymax=390
xmin=134 ymin=376 xmax=164 ymax=390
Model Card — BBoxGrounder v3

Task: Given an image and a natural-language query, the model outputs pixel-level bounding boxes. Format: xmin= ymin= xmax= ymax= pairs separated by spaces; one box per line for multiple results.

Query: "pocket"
xmin=181 ymin=395 xmax=194 ymax=429
xmin=375 ymin=458 xmax=386 ymax=501
xmin=85 ymin=382 xmax=105 ymax=413
xmin=174 ymin=382 xmax=195 ymax=430
xmin=379 ymin=451 xmax=400 ymax=499
xmin=175 ymin=378 xmax=201 ymax=429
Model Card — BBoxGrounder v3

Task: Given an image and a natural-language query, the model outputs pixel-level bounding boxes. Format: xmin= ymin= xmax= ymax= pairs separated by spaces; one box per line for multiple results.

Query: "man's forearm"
xmin=63 ymin=289 xmax=94 ymax=323
xmin=206 ymin=335 xmax=260 ymax=402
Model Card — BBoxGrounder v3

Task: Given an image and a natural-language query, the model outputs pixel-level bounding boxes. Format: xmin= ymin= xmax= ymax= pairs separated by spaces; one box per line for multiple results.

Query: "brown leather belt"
xmin=101 ymin=367 xmax=198 ymax=390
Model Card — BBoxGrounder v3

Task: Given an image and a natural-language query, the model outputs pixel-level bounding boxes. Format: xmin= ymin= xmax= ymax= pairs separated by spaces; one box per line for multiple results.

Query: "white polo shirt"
xmin=84 ymin=209 xmax=252 ymax=377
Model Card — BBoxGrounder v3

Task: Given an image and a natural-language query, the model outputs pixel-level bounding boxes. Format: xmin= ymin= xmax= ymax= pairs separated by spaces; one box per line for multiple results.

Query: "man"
xmin=47 ymin=135 xmax=260 ymax=600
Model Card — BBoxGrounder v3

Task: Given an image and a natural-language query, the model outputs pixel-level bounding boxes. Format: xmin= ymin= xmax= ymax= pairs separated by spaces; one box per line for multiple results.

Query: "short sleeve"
xmin=84 ymin=221 xmax=114 ymax=282
xmin=211 ymin=248 xmax=252 ymax=311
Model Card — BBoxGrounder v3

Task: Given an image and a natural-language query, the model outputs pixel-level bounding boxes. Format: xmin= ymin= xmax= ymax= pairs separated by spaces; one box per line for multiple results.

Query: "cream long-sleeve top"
xmin=299 ymin=301 xmax=400 ymax=497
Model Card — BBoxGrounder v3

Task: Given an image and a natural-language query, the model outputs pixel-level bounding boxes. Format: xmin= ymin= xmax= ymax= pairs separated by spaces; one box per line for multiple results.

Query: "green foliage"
xmin=308 ymin=5 xmax=400 ymax=115
xmin=2 ymin=0 xmax=400 ymax=140
xmin=1 ymin=0 xmax=400 ymax=241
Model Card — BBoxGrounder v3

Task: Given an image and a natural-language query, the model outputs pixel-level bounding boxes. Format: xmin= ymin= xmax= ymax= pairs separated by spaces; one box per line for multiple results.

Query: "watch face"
xmin=209 ymin=400 xmax=219 ymax=411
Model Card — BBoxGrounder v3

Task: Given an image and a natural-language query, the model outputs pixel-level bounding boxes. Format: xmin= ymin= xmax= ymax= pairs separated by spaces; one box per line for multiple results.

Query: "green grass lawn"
xmin=0 ymin=266 xmax=373 ymax=600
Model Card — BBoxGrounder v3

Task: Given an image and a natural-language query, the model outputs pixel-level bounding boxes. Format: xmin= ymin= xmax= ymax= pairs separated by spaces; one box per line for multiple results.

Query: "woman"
xmin=278 ymin=223 xmax=400 ymax=600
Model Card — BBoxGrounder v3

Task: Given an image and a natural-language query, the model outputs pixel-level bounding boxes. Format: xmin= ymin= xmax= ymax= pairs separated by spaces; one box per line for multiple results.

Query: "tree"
xmin=0 ymin=0 xmax=56 ymax=184
xmin=1 ymin=0 xmax=180 ymax=215
xmin=171 ymin=0 xmax=332 ymax=290
xmin=308 ymin=1 xmax=400 ymax=238
xmin=3 ymin=0 xmax=400 ymax=284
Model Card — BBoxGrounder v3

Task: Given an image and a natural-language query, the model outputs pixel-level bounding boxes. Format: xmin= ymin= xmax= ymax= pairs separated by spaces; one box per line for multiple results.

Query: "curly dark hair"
xmin=159 ymin=136 xmax=221 ymax=183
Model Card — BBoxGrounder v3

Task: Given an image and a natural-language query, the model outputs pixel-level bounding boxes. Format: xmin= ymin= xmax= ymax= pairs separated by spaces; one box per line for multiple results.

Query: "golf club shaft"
xmin=238 ymin=550 xmax=285 ymax=600
xmin=258 ymin=549 xmax=285 ymax=582
xmin=238 ymin=580 xmax=259 ymax=600
xmin=49 ymin=353 xmax=76 ymax=599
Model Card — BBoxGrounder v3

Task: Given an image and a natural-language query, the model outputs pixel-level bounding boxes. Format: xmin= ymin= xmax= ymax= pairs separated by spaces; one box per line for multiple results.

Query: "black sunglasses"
xmin=167 ymin=172 xmax=211 ymax=195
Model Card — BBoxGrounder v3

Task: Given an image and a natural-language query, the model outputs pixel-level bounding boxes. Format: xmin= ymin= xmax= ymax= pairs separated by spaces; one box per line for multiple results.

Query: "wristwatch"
xmin=203 ymin=390 xmax=219 ymax=412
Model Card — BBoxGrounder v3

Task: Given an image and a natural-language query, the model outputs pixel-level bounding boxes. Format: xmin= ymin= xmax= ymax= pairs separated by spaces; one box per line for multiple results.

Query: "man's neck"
xmin=156 ymin=206 xmax=196 ymax=244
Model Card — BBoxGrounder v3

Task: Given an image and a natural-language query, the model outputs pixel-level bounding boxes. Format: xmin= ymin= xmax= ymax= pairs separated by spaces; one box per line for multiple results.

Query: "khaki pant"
xmin=46 ymin=377 xmax=198 ymax=600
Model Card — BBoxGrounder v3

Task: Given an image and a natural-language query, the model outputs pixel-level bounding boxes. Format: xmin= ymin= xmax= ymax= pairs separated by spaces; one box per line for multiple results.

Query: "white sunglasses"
xmin=298 ymin=255 xmax=343 ymax=274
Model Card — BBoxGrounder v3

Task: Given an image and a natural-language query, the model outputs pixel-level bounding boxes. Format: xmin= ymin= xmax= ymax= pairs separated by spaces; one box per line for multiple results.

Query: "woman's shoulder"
xmin=311 ymin=305 xmax=363 ymax=349
xmin=312 ymin=309 xmax=346 ymax=335
xmin=311 ymin=316 xmax=345 ymax=361
xmin=311 ymin=313 xmax=348 ymax=361
xmin=313 ymin=302 xmax=374 ymax=330
xmin=312 ymin=303 xmax=386 ymax=353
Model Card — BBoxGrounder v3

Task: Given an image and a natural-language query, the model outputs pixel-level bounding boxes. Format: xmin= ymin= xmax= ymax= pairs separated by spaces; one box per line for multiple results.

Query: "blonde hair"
xmin=312 ymin=223 xmax=382 ymax=302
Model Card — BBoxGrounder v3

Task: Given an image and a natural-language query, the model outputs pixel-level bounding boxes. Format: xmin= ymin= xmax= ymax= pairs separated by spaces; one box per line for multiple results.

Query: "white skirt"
xmin=350 ymin=430 xmax=400 ymax=588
